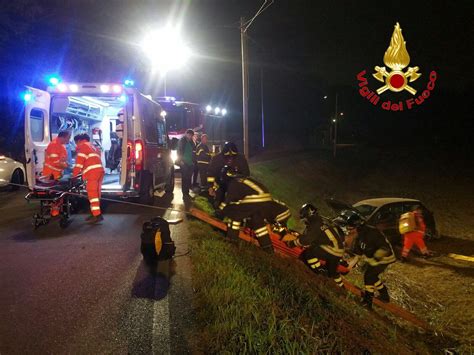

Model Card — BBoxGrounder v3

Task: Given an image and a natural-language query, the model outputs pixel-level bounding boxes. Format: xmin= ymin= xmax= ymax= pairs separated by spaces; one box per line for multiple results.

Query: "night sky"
xmin=0 ymin=0 xmax=472 ymax=156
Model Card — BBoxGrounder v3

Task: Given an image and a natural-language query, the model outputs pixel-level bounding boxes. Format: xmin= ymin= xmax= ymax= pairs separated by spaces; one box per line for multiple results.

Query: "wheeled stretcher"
xmin=25 ymin=175 xmax=84 ymax=229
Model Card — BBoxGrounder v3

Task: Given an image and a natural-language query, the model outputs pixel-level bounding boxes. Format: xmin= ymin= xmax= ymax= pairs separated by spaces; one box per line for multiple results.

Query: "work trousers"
xmin=181 ymin=163 xmax=193 ymax=196
xmin=86 ymin=171 xmax=104 ymax=216
xmin=223 ymin=200 xmax=290 ymax=251
xmin=302 ymin=246 xmax=344 ymax=287
xmin=364 ymin=264 xmax=388 ymax=294
xmin=402 ymin=232 xmax=428 ymax=257
xmin=198 ymin=164 xmax=209 ymax=188
xmin=192 ymin=163 xmax=199 ymax=186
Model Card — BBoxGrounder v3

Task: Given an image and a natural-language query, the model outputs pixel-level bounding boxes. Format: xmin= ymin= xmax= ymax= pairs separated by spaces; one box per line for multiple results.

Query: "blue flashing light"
xmin=23 ymin=91 xmax=33 ymax=102
xmin=47 ymin=75 xmax=61 ymax=86
xmin=118 ymin=94 xmax=127 ymax=103
xmin=124 ymin=79 xmax=135 ymax=86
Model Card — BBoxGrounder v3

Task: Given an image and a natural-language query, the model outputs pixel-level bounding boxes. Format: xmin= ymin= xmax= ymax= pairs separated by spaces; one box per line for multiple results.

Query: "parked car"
xmin=0 ymin=155 xmax=26 ymax=191
xmin=326 ymin=197 xmax=440 ymax=245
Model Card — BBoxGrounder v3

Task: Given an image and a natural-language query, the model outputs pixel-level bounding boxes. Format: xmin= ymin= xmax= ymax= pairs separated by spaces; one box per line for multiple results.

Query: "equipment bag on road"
xmin=140 ymin=217 xmax=176 ymax=264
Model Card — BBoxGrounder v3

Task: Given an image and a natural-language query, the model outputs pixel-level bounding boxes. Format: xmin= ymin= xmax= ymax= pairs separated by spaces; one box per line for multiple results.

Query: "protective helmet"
xmin=219 ymin=165 xmax=238 ymax=185
xmin=299 ymin=203 xmax=318 ymax=220
xmin=222 ymin=141 xmax=238 ymax=156
xmin=334 ymin=210 xmax=364 ymax=228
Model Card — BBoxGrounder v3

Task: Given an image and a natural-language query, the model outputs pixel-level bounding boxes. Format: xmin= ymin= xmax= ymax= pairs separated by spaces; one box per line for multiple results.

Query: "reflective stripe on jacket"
xmin=42 ymin=137 xmax=67 ymax=179
xmin=73 ymin=141 xmax=104 ymax=179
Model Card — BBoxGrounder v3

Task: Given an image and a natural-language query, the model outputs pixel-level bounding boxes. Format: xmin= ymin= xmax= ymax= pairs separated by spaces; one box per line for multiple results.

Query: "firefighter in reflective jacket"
xmin=41 ymin=131 xmax=71 ymax=180
xmin=195 ymin=134 xmax=211 ymax=189
xmin=286 ymin=203 xmax=346 ymax=287
xmin=73 ymin=133 xmax=105 ymax=223
xmin=218 ymin=166 xmax=290 ymax=253
xmin=207 ymin=142 xmax=249 ymax=206
xmin=339 ymin=211 xmax=396 ymax=308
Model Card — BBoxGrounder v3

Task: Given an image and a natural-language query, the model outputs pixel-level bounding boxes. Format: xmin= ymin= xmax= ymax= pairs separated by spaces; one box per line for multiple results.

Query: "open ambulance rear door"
xmin=24 ymin=87 xmax=51 ymax=189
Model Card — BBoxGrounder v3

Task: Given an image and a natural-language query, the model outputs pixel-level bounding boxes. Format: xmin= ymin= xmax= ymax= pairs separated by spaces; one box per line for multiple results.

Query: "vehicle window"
xmin=354 ymin=204 xmax=376 ymax=217
xmin=30 ymin=109 xmax=44 ymax=142
xmin=157 ymin=120 xmax=167 ymax=147
xmin=142 ymin=99 xmax=158 ymax=143
xmin=387 ymin=203 xmax=404 ymax=216
xmin=374 ymin=206 xmax=392 ymax=221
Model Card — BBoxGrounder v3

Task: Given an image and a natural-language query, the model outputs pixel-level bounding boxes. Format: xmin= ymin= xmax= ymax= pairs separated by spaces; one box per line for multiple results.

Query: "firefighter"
xmin=338 ymin=210 xmax=396 ymax=308
xmin=195 ymin=134 xmax=211 ymax=190
xmin=207 ymin=142 xmax=249 ymax=206
xmin=401 ymin=205 xmax=430 ymax=261
xmin=41 ymin=130 xmax=71 ymax=180
xmin=286 ymin=203 xmax=346 ymax=287
xmin=218 ymin=166 xmax=291 ymax=253
xmin=73 ymin=133 xmax=105 ymax=223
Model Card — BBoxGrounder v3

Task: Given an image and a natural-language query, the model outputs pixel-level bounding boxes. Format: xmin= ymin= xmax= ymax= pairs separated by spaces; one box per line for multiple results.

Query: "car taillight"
xmin=134 ymin=139 xmax=143 ymax=171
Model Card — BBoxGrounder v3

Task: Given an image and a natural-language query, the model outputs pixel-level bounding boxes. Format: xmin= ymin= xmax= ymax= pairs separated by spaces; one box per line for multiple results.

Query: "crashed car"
xmin=327 ymin=198 xmax=440 ymax=245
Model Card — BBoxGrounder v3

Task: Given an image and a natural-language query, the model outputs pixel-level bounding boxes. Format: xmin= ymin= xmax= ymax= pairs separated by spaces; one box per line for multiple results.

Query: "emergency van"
xmin=24 ymin=82 xmax=174 ymax=203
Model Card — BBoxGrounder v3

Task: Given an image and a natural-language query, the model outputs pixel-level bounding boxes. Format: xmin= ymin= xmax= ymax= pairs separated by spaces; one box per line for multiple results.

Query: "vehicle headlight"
xmin=171 ymin=150 xmax=178 ymax=163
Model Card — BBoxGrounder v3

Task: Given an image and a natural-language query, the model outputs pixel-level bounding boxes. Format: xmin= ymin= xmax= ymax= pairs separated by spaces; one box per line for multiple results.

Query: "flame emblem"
xmin=373 ymin=23 xmax=421 ymax=95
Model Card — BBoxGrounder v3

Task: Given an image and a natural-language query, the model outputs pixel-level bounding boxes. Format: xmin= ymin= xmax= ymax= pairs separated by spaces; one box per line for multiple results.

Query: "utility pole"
xmin=333 ymin=93 xmax=338 ymax=158
xmin=241 ymin=17 xmax=249 ymax=158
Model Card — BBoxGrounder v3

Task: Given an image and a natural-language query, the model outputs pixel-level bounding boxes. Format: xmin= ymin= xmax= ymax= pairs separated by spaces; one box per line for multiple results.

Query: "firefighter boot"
xmin=377 ymin=286 xmax=390 ymax=303
xmin=361 ymin=291 xmax=374 ymax=309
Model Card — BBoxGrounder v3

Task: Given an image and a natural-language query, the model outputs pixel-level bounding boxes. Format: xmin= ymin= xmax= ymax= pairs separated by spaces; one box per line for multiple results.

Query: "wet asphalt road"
xmin=0 ymin=180 xmax=196 ymax=354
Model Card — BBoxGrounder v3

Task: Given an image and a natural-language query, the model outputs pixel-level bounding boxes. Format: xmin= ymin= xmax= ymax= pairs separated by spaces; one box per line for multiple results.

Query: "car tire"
xmin=165 ymin=167 xmax=175 ymax=193
xmin=10 ymin=169 xmax=24 ymax=191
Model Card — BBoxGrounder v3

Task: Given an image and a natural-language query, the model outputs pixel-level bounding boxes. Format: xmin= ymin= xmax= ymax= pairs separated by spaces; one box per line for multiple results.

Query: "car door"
xmin=24 ymin=87 xmax=51 ymax=189
xmin=372 ymin=203 xmax=404 ymax=245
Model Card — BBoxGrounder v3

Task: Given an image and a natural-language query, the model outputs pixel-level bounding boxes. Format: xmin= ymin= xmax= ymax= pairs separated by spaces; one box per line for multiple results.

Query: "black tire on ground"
xmin=165 ymin=167 xmax=175 ymax=193
xmin=139 ymin=172 xmax=155 ymax=205
xmin=10 ymin=169 xmax=24 ymax=191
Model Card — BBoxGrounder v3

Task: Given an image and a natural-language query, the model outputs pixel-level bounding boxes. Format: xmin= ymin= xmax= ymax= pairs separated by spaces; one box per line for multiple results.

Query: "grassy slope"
xmin=188 ymin=150 xmax=471 ymax=352
xmin=250 ymin=151 xmax=473 ymax=351
xmin=189 ymin=220 xmax=439 ymax=354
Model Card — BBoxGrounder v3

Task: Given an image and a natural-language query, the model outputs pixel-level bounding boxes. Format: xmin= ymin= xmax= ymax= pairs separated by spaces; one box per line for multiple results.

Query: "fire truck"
xmin=157 ymin=97 xmax=226 ymax=166
xmin=23 ymin=79 xmax=174 ymax=203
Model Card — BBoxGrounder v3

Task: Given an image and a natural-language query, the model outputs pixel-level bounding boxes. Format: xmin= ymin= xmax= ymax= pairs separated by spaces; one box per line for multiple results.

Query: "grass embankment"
xmin=189 ymin=219 xmax=437 ymax=354
xmin=189 ymin=150 xmax=469 ymax=352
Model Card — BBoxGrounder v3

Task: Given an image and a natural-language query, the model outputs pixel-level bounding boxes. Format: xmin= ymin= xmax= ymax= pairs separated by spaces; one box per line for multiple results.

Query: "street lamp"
xmin=140 ymin=26 xmax=192 ymax=95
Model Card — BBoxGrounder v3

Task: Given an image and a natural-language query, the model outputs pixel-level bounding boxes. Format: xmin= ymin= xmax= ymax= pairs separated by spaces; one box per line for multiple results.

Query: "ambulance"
xmin=24 ymin=80 xmax=174 ymax=203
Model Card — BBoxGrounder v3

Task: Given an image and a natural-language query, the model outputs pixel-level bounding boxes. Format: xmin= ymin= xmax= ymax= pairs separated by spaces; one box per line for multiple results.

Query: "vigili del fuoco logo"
xmin=356 ymin=23 xmax=437 ymax=111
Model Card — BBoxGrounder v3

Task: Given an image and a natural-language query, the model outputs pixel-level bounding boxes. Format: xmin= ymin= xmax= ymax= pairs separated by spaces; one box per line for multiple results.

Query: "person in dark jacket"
xmin=217 ymin=166 xmax=290 ymax=253
xmin=338 ymin=210 xmax=396 ymax=308
xmin=286 ymin=203 xmax=346 ymax=287
xmin=207 ymin=142 xmax=249 ymax=207
xmin=195 ymin=134 xmax=211 ymax=190
xmin=177 ymin=129 xmax=195 ymax=200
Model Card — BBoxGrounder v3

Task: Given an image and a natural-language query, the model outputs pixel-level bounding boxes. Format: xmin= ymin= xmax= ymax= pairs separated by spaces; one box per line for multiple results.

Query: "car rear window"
xmin=354 ymin=204 xmax=376 ymax=217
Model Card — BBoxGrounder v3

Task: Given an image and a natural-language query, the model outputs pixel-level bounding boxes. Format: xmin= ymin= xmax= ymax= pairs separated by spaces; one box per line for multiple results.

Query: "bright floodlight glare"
xmin=57 ymin=83 xmax=67 ymax=92
xmin=124 ymin=79 xmax=135 ymax=86
xmin=69 ymin=84 xmax=79 ymax=93
xmin=112 ymin=85 xmax=122 ymax=93
xmin=332 ymin=119 xmax=336 ymax=122
xmin=160 ymin=110 xmax=167 ymax=117
xmin=141 ymin=27 xmax=191 ymax=73
xmin=214 ymin=107 xmax=221 ymax=115
xmin=206 ymin=105 xmax=212 ymax=112
xmin=340 ymin=112 xmax=344 ymax=116
xmin=221 ymin=108 xmax=227 ymax=116
xmin=323 ymin=95 xmax=328 ymax=99
xmin=100 ymin=85 xmax=110 ymax=93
